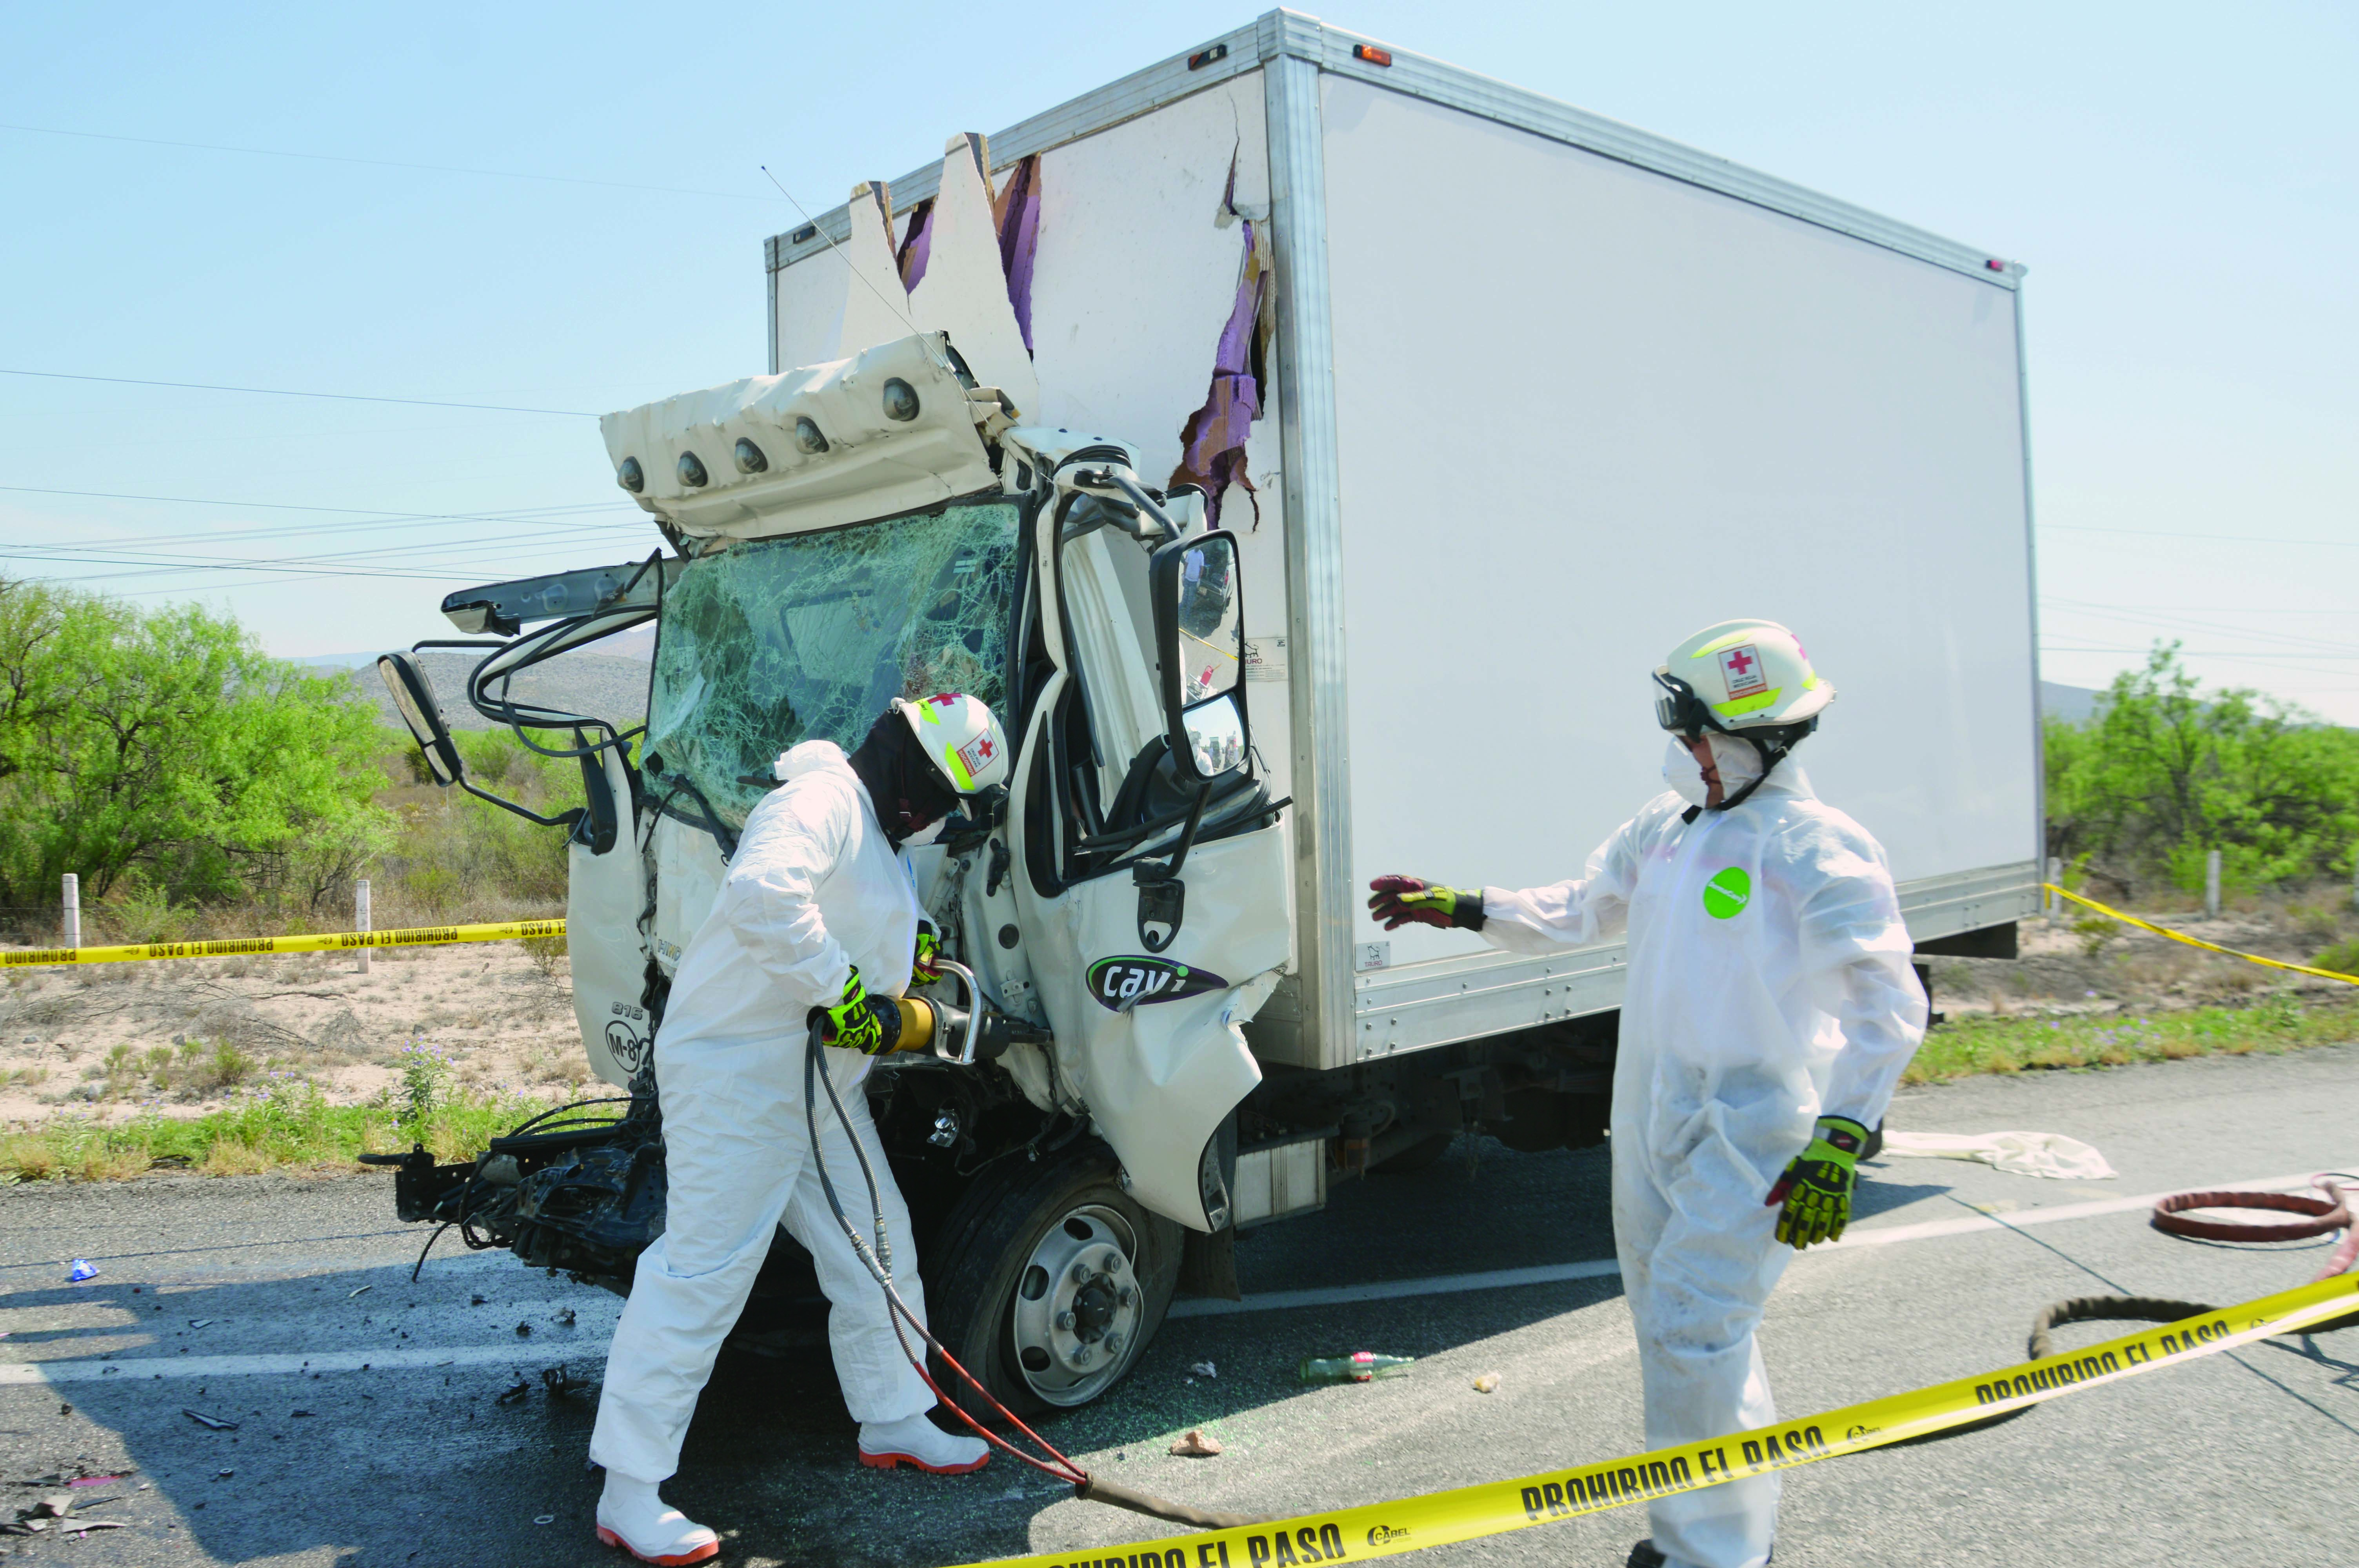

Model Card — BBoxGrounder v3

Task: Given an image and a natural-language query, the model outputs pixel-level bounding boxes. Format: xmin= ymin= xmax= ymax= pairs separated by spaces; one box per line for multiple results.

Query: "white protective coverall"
xmin=1481 ymin=762 xmax=1925 ymax=1568
xmin=591 ymin=740 xmax=932 ymax=1483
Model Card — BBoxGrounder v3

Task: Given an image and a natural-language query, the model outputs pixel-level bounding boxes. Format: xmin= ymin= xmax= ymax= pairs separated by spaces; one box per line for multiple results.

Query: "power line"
xmin=0 ymin=484 xmax=609 ymax=517
xmin=12 ymin=520 xmax=641 ymax=584
xmin=2041 ymin=600 xmax=2359 ymax=660
xmin=2039 ymin=523 xmax=2359 ymax=549
xmin=0 ymin=120 xmax=784 ymax=204
xmin=0 ymin=368 xmax=594 ymax=417
xmin=16 ymin=502 xmax=634 ymax=553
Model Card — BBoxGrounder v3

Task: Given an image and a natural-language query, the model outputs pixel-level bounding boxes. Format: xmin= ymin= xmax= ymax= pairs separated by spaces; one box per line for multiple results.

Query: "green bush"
xmin=0 ymin=577 xmax=394 ymax=926
xmin=2046 ymin=643 xmax=2359 ymax=899
xmin=2315 ymin=939 xmax=2359 ymax=979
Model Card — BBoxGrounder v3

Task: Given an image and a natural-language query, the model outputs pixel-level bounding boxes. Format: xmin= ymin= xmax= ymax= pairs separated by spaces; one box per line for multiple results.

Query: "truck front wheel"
xmin=923 ymin=1142 xmax=1181 ymax=1419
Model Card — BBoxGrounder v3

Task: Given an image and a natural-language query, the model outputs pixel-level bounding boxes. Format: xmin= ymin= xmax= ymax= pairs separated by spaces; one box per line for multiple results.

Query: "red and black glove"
xmin=1366 ymin=875 xmax=1486 ymax=932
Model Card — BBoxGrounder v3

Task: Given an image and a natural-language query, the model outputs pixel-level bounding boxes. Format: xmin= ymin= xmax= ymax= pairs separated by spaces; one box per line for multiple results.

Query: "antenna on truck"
xmin=760 ymin=164 xmax=921 ymax=339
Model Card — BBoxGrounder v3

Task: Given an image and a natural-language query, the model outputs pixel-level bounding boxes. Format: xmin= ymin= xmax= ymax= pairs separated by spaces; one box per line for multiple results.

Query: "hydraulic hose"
xmin=1877 ymin=1175 xmax=2357 ymax=1452
xmin=801 ymin=1021 xmax=1279 ymax=1529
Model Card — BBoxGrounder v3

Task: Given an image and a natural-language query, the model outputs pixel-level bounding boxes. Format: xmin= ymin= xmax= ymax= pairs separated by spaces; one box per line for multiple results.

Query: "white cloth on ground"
xmin=590 ymin=740 xmax=932 ymax=1485
xmin=1876 ymin=1129 xmax=2116 ymax=1180
xmin=1481 ymin=764 xmax=1926 ymax=1568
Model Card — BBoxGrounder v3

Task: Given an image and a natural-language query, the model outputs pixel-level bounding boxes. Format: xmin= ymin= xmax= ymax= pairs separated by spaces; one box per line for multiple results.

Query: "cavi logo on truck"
xmin=1087 ymin=955 xmax=1227 ymax=1012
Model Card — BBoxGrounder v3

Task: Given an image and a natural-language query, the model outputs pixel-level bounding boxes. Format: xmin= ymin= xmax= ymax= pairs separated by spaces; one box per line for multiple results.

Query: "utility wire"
xmin=9 ymin=521 xmax=643 ymax=586
xmin=2041 ymin=522 xmax=2359 ymax=550
xmin=0 ymin=484 xmax=615 ymax=517
xmin=21 ymin=503 xmax=634 ymax=554
xmin=0 ymin=121 xmax=785 ymax=204
xmin=0 ymin=368 xmax=594 ymax=417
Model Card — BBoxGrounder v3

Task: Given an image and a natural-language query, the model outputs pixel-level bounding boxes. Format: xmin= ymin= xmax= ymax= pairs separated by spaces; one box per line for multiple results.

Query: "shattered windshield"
xmin=645 ymin=500 xmax=1021 ymax=828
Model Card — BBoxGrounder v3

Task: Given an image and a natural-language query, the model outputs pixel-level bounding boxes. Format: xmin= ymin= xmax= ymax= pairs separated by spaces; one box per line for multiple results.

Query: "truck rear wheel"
xmin=923 ymin=1142 xmax=1181 ymax=1420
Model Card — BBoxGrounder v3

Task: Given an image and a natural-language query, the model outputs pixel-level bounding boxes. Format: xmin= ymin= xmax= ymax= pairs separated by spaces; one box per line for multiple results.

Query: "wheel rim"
xmin=1007 ymin=1202 xmax=1143 ymax=1406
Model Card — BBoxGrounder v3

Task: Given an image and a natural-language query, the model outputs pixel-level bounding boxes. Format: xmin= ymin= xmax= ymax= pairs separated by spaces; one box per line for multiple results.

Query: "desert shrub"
xmin=2046 ymin=643 xmax=2359 ymax=899
xmin=0 ymin=578 xmax=394 ymax=926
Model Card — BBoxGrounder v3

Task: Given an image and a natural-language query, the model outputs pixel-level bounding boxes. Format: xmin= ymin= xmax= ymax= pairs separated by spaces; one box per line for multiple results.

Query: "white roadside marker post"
xmin=2046 ymin=857 xmax=2061 ymax=929
xmin=62 ymin=873 xmax=80 ymax=949
xmin=2204 ymin=849 xmax=2221 ymax=921
xmin=356 ymin=878 xmax=372 ymax=975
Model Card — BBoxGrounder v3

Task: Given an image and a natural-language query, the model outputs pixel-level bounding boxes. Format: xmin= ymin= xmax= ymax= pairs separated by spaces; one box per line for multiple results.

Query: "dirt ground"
xmin=1 ymin=894 xmax=2350 ymax=1131
xmin=0 ymin=939 xmax=582 ymax=1128
xmin=1926 ymin=897 xmax=2357 ymax=1018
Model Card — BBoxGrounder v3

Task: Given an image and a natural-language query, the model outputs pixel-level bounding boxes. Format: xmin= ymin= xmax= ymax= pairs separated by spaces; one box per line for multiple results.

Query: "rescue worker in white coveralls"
xmin=591 ymin=693 xmax=1010 ymax=1566
xmin=1369 ymin=621 xmax=1925 ymax=1568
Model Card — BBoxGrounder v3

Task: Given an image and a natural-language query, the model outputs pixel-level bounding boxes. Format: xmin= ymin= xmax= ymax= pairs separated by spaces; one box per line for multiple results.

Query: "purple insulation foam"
xmin=1170 ymin=218 xmax=1267 ymax=528
xmin=996 ymin=156 xmax=1042 ymax=355
xmin=896 ymin=200 xmax=934 ymax=292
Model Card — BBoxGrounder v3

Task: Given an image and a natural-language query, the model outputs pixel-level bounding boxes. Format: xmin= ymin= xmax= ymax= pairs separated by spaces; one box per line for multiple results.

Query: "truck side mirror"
xmin=377 ymin=652 xmax=465 ymax=787
xmin=1149 ymin=529 xmax=1247 ymax=779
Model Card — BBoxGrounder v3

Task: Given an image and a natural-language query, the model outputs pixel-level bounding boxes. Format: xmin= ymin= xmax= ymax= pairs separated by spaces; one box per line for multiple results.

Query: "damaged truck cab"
xmin=381 ymin=326 xmax=1294 ymax=1414
xmin=377 ymin=14 xmax=2046 ymax=1419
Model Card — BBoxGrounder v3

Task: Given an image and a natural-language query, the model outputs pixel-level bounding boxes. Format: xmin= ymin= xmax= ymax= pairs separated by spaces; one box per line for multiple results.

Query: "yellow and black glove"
xmin=813 ymin=968 xmax=903 ymax=1056
xmin=1366 ymin=875 xmax=1486 ymax=932
xmin=1765 ymin=1114 xmax=1870 ymax=1248
xmin=912 ymin=918 xmax=944 ymax=985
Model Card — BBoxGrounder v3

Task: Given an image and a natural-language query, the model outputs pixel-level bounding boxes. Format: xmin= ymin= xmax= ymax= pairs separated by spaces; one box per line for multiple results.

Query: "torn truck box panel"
xmin=772 ymin=183 xmax=911 ymax=376
xmin=1169 ymin=191 xmax=1274 ymax=529
xmin=1020 ymin=72 xmax=1270 ymax=492
xmin=907 ymin=133 xmax=1041 ymax=416
xmin=991 ymin=155 xmax=1044 ymax=354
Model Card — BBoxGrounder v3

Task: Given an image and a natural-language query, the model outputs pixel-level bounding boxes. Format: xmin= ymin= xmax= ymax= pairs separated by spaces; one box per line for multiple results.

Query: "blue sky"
xmin=4 ymin=2 xmax=2353 ymax=717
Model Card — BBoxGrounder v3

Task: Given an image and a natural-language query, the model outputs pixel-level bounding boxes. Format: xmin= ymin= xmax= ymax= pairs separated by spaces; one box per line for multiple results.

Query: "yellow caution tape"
xmin=2 ymin=918 xmax=565 ymax=969
xmin=2045 ymin=884 xmax=2359 ymax=986
xmin=953 ymin=1273 xmax=2359 ymax=1568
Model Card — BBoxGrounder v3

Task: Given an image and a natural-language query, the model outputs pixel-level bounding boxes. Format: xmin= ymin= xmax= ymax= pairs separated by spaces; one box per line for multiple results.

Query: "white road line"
xmin=1167 ymin=1258 xmax=1623 ymax=1319
xmin=0 ymin=1343 xmax=582 ymax=1386
xmin=5 ymin=1168 xmax=2342 ymax=1379
xmin=1166 ymin=1166 xmax=2341 ymax=1321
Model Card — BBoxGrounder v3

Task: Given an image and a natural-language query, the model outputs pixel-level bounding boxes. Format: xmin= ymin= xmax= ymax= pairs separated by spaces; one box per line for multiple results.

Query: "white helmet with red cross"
xmin=1652 ymin=619 xmax=1835 ymax=737
xmin=894 ymin=692 xmax=1011 ymax=795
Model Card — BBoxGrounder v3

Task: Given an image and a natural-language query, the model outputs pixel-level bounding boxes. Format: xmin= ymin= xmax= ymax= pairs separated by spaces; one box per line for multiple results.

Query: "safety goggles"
xmin=1651 ymin=668 xmax=1721 ymax=737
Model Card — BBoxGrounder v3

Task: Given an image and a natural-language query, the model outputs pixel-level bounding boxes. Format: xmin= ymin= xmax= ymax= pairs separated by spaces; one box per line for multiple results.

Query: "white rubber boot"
xmin=595 ymin=1473 xmax=720 ymax=1565
xmin=857 ymin=1410 xmax=990 ymax=1474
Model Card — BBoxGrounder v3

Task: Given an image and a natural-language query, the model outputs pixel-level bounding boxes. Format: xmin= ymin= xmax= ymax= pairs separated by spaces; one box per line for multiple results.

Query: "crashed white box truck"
xmin=374 ymin=11 xmax=2040 ymax=1417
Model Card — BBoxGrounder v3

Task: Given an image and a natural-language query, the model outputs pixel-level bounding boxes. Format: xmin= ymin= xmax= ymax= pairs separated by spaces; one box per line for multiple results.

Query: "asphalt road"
xmin=4 ymin=1043 xmax=2355 ymax=1568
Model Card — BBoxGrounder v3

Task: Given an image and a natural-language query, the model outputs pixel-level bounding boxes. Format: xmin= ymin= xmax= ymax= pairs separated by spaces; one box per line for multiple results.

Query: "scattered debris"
xmin=470 ymin=1293 xmax=488 ymax=1306
xmin=214 ymin=1470 xmax=234 ymax=1480
xmin=349 ymin=1285 xmax=374 ymax=1299
xmin=30 ymin=1497 xmax=72 ymax=1519
xmin=292 ymin=1410 xmax=315 ymax=1418
xmin=1473 ymin=1373 xmax=1502 ymax=1394
xmin=1169 ymin=1430 xmax=1224 ymax=1458
xmin=533 ymin=1514 xmax=557 ymax=1526
xmin=1299 ymin=1352 xmax=1416 ymax=1384
xmin=182 ymin=1408 xmax=239 ymax=1431
xmin=67 ymin=1521 xmax=127 ymax=1534
xmin=515 ymin=1321 xmax=532 ymax=1337
xmin=541 ymin=1365 xmax=578 ymax=1399
xmin=554 ymin=1308 xmax=577 ymax=1327
xmin=66 ymin=1260 xmax=97 ymax=1283
xmin=1189 ymin=1361 xmax=1218 ymax=1379
xmin=66 ymin=1475 xmax=129 ymax=1488
xmin=496 ymin=1376 xmax=532 ymax=1407
xmin=57 ymin=1404 xmax=71 ymax=1417
xmin=189 ymin=1319 xmax=214 ymax=1329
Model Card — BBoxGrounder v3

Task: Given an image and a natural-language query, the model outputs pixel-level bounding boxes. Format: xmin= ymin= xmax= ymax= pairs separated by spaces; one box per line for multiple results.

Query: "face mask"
xmin=1661 ymin=732 xmax=1766 ymax=809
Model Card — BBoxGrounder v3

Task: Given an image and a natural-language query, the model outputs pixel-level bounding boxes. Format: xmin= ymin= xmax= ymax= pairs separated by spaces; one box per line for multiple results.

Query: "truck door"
xmin=1007 ymin=502 xmax=1291 ymax=1233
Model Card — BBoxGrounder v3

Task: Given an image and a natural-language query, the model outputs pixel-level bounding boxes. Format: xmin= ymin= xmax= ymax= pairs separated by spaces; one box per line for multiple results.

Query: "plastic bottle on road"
xmin=1299 ymin=1352 xmax=1415 ymax=1384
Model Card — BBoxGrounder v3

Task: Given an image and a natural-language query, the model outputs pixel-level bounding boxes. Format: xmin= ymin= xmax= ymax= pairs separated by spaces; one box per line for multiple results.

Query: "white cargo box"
xmin=766 ymin=11 xmax=2041 ymax=1074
